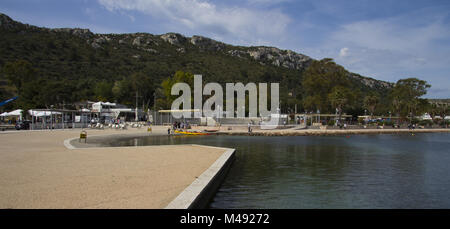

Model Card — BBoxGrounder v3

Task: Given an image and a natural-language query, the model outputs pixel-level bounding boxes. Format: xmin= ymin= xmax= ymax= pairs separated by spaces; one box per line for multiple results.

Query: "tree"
xmin=131 ymin=72 xmax=155 ymax=110
xmin=94 ymin=81 xmax=113 ymax=101
xmin=363 ymin=94 xmax=379 ymax=117
xmin=1 ymin=60 xmax=41 ymax=109
xmin=112 ymin=73 xmax=154 ymax=108
xmin=2 ymin=60 xmax=36 ymax=92
xmin=389 ymin=78 xmax=430 ymax=123
xmin=160 ymin=71 xmax=194 ymax=109
xmin=302 ymin=58 xmax=353 ymax=113
xmin=328 ymin=86 xmax=355 ymax=124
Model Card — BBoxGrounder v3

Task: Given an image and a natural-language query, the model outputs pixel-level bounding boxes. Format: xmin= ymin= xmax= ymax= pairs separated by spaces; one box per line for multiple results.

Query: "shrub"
xmin=418 ymin=120 xmax=433 ymax=126
xmin=412 ymin=118 xmax=420 ymax=125
xmin=443 ymin=120 xmax=450 ymax=127
xmin=328 ymin=120 xmax=335 ymax=126
xmin=358 ymin=117 xmax=365 ymax=124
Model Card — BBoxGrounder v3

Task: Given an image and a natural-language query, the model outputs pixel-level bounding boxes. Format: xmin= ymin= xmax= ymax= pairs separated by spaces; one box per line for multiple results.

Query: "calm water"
xmin=101 ymin=133 xmax=450 ymax=209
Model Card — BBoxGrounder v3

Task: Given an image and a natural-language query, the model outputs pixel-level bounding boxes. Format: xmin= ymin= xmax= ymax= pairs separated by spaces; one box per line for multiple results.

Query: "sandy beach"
xmin=0 ymin=127 xmax=227 ymax=209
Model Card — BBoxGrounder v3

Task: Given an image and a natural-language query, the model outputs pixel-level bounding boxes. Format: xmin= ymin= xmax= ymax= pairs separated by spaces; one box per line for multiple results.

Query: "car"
xmin=15 ymin=121 xmax=31 ymax=130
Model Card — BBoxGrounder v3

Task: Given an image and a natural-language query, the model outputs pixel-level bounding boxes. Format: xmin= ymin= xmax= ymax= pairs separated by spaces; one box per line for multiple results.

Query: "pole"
xmin=50 ymin=111 xmax=53 ymax=130
xmin=135 ymin=91 xmax=142 ymax=122
xmin=135 ymin=91 xmax=138 ymax=122
xmin=318 ymin=110 xmax=320 ymax=124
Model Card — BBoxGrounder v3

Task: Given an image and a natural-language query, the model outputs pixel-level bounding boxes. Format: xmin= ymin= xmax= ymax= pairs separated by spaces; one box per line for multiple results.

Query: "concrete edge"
xmin=65 ymin=134 xmax=237 ymax=209
xmin=63 ymin=137 xmax=78 ymax=150
xmin=189 ymin=144 xmax=234 ymax=151
xmin=63 ymin=134 xmax=237 ymax=209
xmin=165 ymin=148 xmax=236 ymax=209
xmin=63 ymin=131 xmax=162 ymax=150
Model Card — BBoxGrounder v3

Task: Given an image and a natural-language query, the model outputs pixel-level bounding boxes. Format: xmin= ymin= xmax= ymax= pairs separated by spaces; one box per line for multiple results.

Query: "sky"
xmin=1 ymin=0 xmax=450 ymax=98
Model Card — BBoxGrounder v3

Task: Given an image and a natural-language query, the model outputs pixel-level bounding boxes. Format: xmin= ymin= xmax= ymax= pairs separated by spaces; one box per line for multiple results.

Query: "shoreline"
xmin=66 ymin=126 xmax=450 ymax=147
xmin=183 ymin=125 xmax=450 ymax=136
xmin=220 ymin=128 xmax=450 ymax=136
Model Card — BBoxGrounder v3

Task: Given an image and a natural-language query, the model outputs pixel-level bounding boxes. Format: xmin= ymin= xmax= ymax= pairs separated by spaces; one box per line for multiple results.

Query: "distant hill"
xmin=0 ymin=13 xmax=392 ymax=112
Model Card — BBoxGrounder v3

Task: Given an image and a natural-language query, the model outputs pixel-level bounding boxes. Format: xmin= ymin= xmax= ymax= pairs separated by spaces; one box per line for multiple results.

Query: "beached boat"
xmin=174 ymin=130 xmax=210 ymax=135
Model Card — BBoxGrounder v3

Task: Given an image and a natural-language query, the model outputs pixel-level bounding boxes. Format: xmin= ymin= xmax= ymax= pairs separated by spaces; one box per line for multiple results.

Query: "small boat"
xmin=203 ymin=129 xmax=219 ymax=133
xmin=174 ymin=130 xmax=210 ymax=135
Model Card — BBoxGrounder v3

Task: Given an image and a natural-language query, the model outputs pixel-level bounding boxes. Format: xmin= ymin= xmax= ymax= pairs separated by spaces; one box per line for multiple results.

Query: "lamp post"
xmin=317 ymin=109 xmax=320 ymax=124
xmin=364 ymin=109 xmax=367 ymax=125
xmin=335 ymin=108 xmax=338 ymax=126
xmin=304 ymin=110 xmax=307 ymax=127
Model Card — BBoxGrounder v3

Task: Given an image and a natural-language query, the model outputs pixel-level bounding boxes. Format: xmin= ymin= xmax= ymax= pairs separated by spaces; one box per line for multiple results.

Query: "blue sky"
xmin=1 ymin=0 xmax=450 ymax=98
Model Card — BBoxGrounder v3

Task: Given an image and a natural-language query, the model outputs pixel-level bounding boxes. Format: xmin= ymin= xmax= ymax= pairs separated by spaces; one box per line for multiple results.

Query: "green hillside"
xmin=0 ymin=13 xmax=393 ymax=115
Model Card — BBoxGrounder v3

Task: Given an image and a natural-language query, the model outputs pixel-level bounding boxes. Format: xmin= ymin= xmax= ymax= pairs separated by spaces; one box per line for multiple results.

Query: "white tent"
xmin=7 ymin=109 xmax=23 ymax=116
xmin=0 ymin=109 xmax=23 ymax=120
xmin=28 ymin=110 xmax=62 ymax=117
xmin=92 ymin=101 xmax=116 ymax=113
xmin=445 ymin=116 xmax=450 ymax=120
xmin=421 ymin=113 xmax=432 ymax=120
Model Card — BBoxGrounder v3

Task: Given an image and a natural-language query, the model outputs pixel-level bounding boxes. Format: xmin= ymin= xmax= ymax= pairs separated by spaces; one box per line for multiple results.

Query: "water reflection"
xmin=101 ymin=133 xmax=450 ymax=208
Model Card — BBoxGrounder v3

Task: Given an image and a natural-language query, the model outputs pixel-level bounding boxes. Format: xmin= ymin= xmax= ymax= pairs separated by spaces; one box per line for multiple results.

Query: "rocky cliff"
xmin=0 ymin=12 xmax=391 ymax=91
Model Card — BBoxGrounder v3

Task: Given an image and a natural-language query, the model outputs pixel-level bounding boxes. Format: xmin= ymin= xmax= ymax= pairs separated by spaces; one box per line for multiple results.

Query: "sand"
xmin=0 ymin=127 xmax=225 ymax=209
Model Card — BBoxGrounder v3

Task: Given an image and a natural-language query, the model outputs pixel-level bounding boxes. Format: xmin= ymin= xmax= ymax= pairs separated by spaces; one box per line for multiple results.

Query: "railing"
xmin=30 ymin=122 xmax=90 ymax=130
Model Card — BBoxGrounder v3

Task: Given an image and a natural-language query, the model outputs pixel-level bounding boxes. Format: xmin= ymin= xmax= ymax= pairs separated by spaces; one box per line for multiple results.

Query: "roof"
xmin=28 ymin=110 xmax=62 ymax=117
xmin=0 ymin=109 xmax=23 ymax=116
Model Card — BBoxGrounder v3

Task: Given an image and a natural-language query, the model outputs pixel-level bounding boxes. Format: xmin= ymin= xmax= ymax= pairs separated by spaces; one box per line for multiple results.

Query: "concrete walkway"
xmin=0 ymin=127 xmax=227 ymax=209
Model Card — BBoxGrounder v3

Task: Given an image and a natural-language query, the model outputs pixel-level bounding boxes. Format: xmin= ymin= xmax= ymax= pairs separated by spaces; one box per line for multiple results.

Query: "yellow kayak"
xmin=174 ymin=130 xmax=210 ymax=135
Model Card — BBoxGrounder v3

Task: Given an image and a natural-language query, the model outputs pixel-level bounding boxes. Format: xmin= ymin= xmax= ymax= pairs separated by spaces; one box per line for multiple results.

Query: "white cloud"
xmin=97 ymin=0 xmax=291 ymax=46
xmin=321 ymin=10 xmax=450 ymax=98
xmin=339 ymin=47 xmax=349 ymax=57
xmin=246 ymin=0 xmax=292 ymax=6
xmin=333 ymin=19 xmax=450 ymax=54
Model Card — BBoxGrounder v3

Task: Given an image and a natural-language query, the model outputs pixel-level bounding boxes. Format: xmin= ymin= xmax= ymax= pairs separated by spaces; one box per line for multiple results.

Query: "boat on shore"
xmin=174 ymin=130 xmax=211 ymax=135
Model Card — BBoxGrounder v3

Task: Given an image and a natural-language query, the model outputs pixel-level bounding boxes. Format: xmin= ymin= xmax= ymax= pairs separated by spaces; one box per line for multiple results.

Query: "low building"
xmin=428 ymin=99 xmax=450 ymax=108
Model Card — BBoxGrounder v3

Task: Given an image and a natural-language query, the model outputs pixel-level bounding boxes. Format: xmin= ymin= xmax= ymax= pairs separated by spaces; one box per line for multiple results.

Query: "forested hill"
xmin=0 ymin=13 xmax=392 ymax=113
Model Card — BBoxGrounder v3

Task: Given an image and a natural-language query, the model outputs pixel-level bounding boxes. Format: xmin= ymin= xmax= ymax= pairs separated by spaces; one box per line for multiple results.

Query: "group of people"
xmin=173 ymin=121 xmax=190 ymax=130
xmin=338 ymin=123 xmax=348 ymax=129
xmin=408 ymin=123 xmax=417 ymax=130
xmin=168 ymin=121 xmax=191 ymax=135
